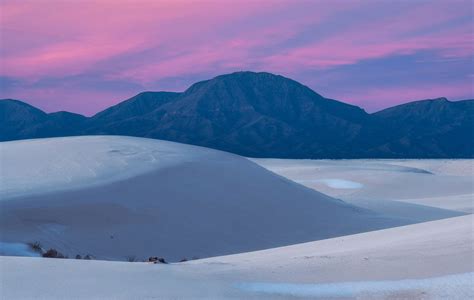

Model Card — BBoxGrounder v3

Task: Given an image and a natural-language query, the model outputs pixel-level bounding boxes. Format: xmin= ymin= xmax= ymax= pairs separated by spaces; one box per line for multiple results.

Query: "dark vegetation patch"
xmin=42 ymin=248 xmax=67 ymax=259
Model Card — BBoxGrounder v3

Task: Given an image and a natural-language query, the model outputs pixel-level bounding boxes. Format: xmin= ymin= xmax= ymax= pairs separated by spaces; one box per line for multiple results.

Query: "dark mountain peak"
xmin=180 ymin=71 xmax=336 ymax=114
xmin=184 ymin=71 xmax=323 ymax=98
xmin=408 ymin=97 xmax=451 ymax=106
xmin=48 ymin=111 xmax=87 ymax=123
xmin=211 ymin=71 xmax=313 ymax=90
xmin=1 ymin=72 xmax=472 ymax=158
xmin=1 ymin=98 xmax=45 ymax=110
xmin=214 ymin=70 xmax=287 ymax=81
xmin=177 ymin=71 xmax=325 ymax=124
xmin=1 ymin=98 xmax=25 ymax=104
xmin=420 ymin=97 xmax=449 ymax=102
xmin=373 ymin=97 xmax=468 ymax=119
xmin=49 ymin=111 xmax=85 ymax=117
xmin=0 ymin=100 xmax=89 ymax=141
xmin=370 ymin=97 xmax=473 ymax=157
xmin=90 ymin=91 xmax=180 ymax=121
xmin=0 ymin=99 xmax=47 ymax=141
xmin=134 ymin=91 xmax=180 ymax=98
xmin=144 ymin=71 xmax=371 ymax=157
xmin=0 ymin=98 xmax=47 ymax=121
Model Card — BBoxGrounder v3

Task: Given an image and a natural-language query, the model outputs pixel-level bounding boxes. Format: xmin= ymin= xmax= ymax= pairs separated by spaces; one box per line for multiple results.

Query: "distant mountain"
xmin=371 ymin=98 xmax=474 ymax=157
xmin=0 ymin=99 xmax=85 ymax=141
xmin=1 ymin=72 xmax=472 ymax=158
xmin=141 ymin=72 xmax=370 ymax=157
xmin=87 ymin=91 xmax=179 ymax=128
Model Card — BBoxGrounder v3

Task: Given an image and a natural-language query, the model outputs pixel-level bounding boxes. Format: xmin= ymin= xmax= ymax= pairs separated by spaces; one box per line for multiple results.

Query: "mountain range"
xmin=1 ymin=71 xmax=472 ymax=158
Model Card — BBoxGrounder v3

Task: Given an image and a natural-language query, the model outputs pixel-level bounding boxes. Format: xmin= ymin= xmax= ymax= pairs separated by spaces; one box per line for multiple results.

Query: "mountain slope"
xmin=85 ymin=91 xmax=180 ymax=132
xmin=0 ymin=99 xmax=48 ymax=141
xmin=371 ymin=98 xmax=474 ymax=157
xmin=0 ymin=99 xmax=86 ymax=140
xmin=136 ymin=72 xmax=370 ymax=157
xmin=1 ymin=72 xmax=472 ymax=158
xmin=1 ymin=215 xmax=471 ymax=298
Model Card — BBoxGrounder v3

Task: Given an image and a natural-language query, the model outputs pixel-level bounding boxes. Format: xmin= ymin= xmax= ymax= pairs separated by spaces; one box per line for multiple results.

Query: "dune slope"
xmin=0 ymin=136 xmax=414 ymax=261
xmin=1 ymin=215 xmax=471 ymax=299
xmin=253 ymin=158 xmax=473 ymax=217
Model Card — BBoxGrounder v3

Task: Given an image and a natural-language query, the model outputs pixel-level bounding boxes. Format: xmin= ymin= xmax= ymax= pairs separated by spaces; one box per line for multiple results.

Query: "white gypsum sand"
xmin=252 ymin=158 xmax=474 ymax=214
xmin=1 ymin=215 xmax=472 ymax=299
xmin=1 ymin=137 xmax=471 ymax=299
xmin=0 ymin=136 xmax=435 ymax=261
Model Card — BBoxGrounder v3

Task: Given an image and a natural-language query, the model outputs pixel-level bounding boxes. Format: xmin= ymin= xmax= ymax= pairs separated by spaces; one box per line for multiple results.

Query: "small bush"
xmin=83 ymin=254 xmax=94 ymax=260
xmin=42 ymin=248 xmax=66 ymax=259
xmin=179 ymin=258 xmax=188 ymax=262
xmin=75 ymin=254 xmax=82 ymax=259
xmin=28 ymin=242 xmax=43 ymax=254
xmin=126 ymin=256 xmax=137 ymax=262
xmin=157 ymin=257 xmax=166 ymax=264
xmin=148 ymin=256 xmax=167 ymax=264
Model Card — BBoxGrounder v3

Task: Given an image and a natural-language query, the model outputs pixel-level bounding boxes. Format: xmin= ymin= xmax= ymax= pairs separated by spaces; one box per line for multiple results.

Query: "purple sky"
xmin=1 ymin=0 xmax=472 ymax=116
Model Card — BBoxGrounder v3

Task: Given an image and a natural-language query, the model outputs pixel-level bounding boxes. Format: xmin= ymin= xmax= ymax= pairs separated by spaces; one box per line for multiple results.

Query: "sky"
xmin=0 ymin=0 xmax=472 ymax=116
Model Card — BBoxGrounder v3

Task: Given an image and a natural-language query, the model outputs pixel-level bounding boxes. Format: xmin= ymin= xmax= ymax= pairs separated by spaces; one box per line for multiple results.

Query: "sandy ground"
xmin=193 ymin=215 xmax=474 ymax=283
xmin=1 ymin=138 xmax=472 ymax=299
xmin=252 ymin=158 xmax=474 ymax=213
xmin=1 ymin=215 xmax=472 ymax=299
xmin=2 ymin=136 xmax=438 ymax=261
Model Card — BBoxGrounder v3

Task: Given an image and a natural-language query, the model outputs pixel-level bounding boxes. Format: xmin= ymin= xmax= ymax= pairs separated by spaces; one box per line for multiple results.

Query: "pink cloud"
xmin=0 ymin=0 xmax=472 ymax=114
xmin=261 ymin=5 xmax=473 ymax=74
xmin=263 ymin=29 xmax=471 ymax=73
xmin=2 ymin=38 xmax=147 ymax=79
xmin=0 ymin=0 xmax=282 ymax=79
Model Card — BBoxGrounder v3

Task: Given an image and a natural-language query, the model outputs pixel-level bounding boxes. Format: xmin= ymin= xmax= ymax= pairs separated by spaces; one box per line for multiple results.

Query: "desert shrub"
xmin=148 ymin=257 xmax=167 ymax=264
xmin=42 ymin=248 xmax=66 ymax=259
xmin=157 ymin=257 xmax=167 ymax=264
xmin=126 ymin=255 xmax=137 ymax=262
xmin=28 ymin=241 xmax=43 ymax=254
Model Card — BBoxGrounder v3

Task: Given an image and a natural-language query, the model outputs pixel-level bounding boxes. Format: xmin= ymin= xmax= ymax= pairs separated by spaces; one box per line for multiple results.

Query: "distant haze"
xmin=0 ymin=0 xmax=472 ymax=115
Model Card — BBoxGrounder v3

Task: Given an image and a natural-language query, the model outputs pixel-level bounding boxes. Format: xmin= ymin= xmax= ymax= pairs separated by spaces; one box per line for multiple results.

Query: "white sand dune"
xmin=0 ymin=136 xmax=424 ymax=261
xmin=0 ymin=137 xmax=471 ymax=299
xmin=1 ymin=215 xmax=472 ymax=299
xmin=398 ymin=193 xmax=474 ymax=213
xmin=194 ymin=214 xmax=474 ymax=283
xmin=252 ymin=158 xmax=474 ymax=214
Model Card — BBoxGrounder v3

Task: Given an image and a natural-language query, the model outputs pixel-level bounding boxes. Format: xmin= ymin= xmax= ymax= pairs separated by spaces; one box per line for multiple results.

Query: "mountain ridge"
xmin=1 ymin=71 xmax=472 ymax=158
